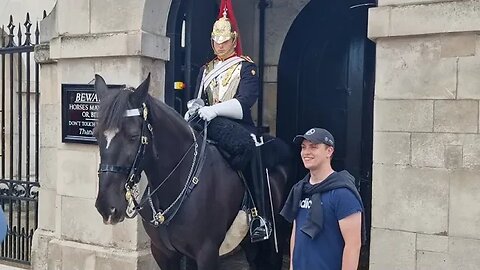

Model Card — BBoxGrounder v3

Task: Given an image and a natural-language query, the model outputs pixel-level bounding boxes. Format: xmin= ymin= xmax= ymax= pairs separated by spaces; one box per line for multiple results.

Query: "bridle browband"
xmin=97 ymin=103 xmax=208 ymax=227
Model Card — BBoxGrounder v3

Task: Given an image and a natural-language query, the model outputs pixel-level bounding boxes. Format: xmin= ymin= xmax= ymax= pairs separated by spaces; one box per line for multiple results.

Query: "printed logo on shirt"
xmin=299 ymin=198 xmax=312 ymax=209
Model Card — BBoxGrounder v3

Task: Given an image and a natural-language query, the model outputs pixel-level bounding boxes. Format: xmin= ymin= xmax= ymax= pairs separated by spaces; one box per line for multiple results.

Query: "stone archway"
xmin=276 ymin=0 xmax=375 ymax=268
xmin=142 ymin=0 xmax=172 ymax=36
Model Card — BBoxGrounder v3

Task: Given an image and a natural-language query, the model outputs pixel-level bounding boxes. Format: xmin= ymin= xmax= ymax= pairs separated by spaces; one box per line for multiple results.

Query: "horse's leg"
xmin=240 ymin=238 xmax=259 ymax=270
xmin=242 ymin=231 xmax=285 ymax=270
xmin=195 ymin=245 xmax=220 ymax=270
xmin=151 ymin=242 xmax=181 ymax=270
xmin=184 ymin=256 xmax=198 ymax=270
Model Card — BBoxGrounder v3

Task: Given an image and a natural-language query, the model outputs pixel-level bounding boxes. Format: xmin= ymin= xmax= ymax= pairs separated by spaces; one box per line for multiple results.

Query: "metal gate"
xmin=0 ymin=13 xmax=40 ymax=265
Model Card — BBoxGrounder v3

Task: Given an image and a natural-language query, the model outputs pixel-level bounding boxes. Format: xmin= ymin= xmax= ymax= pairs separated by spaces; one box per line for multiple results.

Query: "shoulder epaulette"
xmin=240 ymin=55 xmax=254 ymax=63
xmin=205 ymin=59 xmax=216 ymax=73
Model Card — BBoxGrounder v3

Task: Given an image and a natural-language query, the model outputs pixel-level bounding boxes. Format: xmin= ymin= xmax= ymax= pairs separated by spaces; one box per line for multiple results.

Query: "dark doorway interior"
xmin=165 ymin=0 xmax=218 ymax=114
xmin=277 ymin=0 xmax=376 ymax=268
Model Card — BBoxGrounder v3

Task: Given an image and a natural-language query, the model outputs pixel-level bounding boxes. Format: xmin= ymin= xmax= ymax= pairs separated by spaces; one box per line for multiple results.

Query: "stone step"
xmin=0 ymin=263 xmax=28 ymax=270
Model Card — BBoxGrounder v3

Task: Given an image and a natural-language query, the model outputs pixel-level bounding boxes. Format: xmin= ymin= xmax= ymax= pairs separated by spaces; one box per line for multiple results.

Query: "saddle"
xmin=197 ymin=117 xmax=290 ymax=171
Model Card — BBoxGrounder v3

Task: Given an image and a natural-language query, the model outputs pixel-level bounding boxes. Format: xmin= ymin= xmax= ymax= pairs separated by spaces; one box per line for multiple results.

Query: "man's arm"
xmin=289 ymin=220 xmax=296 ymax=270
xmin=339 ymin=212 xmax=362 ymax=270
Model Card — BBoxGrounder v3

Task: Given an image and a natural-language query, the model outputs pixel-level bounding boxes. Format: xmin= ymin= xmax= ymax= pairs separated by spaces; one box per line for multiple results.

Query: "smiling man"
xmin=281 ymin=128 xmax=365 ymax=270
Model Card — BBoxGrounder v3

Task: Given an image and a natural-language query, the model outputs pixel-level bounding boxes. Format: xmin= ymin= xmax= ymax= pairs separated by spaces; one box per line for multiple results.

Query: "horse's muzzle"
xmin=101 ymin=207 xmax=123 ymax=225
xmin=95 ymin=200 xmax=126 ymax=225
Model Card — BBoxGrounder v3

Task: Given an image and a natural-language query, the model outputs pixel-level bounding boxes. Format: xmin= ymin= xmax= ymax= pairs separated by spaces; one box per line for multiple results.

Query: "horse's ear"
xmin=130 ymin=73 xmax=151 ymax=106
xmin=94 ymin=74 xmax=109 ymax=101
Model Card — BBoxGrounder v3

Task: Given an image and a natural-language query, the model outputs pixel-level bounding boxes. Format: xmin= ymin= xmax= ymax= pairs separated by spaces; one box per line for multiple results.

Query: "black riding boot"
xmin=200 ymin=117 xmax=271 ymax=241
xmin=247 ymin=141 xmax=272 ymax=243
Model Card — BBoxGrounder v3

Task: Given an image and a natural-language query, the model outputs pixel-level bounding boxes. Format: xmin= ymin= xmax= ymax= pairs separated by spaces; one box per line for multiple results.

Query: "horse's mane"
xmin=94 ymin=87 xmax=187 ymax=135
xmin=144 ymin=94 xmax=187 ymax=125
xmin=94 ymin=87 xmax=133 ymax=135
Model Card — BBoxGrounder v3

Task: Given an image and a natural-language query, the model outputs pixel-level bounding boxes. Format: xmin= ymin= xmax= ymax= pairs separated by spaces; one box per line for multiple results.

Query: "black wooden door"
xmin=166 ymin=0 xmax=217 ymax=115
xmin=277 ymin=1 xmax=375 ymax=267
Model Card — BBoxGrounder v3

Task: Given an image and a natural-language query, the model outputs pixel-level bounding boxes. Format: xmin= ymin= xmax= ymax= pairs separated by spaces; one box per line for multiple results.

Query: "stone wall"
xmin=31 ymin=0 xmax=172 ymax=269
xmin=261 ymin=0 xmax=307 ymax=134
xmin=369 ymin=1 xmax=480 ymax=269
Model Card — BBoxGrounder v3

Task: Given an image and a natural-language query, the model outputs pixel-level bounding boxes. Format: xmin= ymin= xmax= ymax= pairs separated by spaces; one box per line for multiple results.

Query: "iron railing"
xmin=0 ymin=12 xmax=41 ymax=265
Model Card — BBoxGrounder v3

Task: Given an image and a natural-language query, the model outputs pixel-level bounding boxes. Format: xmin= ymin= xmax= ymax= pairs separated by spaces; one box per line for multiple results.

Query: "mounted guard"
xmin=184 ymin=0 xmax=273 ymax=243
xmin=93 ymin=1 xmax=291 ymax=269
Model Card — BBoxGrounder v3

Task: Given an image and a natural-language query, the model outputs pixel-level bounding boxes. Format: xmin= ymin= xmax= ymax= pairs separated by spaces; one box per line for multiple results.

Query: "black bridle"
xmin=97 ymin=103 xmax=208 ymax=227
xmin=98 ymin=103 xmax=150 ymax=187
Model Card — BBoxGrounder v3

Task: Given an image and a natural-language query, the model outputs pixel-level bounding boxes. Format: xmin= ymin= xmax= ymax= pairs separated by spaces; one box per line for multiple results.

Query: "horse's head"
xmin=93 ymin=74 xmax=151 ymax=225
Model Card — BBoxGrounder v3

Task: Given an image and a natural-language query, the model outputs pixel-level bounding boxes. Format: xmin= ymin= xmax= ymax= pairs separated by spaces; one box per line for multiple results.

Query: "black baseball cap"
xmin=293 ymin=128 xmax=335 ymax=147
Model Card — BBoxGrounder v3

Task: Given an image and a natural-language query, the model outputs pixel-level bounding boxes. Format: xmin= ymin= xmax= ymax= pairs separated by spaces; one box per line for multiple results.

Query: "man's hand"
xmin=183 ymin=110 xmax=194 ymax=121
xmin=198 ymin=106 xmax=218 ymax=121
xmin=184 ymin=98 xmax=205 ymax=121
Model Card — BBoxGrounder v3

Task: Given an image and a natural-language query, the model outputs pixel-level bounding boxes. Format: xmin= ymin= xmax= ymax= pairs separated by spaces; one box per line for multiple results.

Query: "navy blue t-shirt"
xmin=292 ymin=186 xmax=362 ymax=270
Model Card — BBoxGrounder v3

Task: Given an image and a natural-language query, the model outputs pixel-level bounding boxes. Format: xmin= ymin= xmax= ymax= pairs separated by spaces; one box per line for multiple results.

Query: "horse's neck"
xmin=143 ymin=104 xmax=194 ymax=205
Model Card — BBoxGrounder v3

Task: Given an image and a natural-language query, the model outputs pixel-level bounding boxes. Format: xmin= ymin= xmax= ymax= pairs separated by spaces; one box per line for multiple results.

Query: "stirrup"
xmin=249 ymin=215 xmax=271 ymax=243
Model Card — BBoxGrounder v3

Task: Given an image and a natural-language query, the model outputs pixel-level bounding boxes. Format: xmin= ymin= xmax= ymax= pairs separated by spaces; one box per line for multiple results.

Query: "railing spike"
xmin=24 ymin=13 xmax=32 ymax=46
xmin=35 ymin=22 xmax=40 ymax=45
xmin=6 ymin=17 xmax=15 ymax=47
xmin=17 ymin=23 xmax=22 ymax=38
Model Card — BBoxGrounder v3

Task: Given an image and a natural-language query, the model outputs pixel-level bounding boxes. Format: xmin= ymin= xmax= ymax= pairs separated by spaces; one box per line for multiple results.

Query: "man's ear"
xmin=327 ymin=146 xmax=334 ymax=157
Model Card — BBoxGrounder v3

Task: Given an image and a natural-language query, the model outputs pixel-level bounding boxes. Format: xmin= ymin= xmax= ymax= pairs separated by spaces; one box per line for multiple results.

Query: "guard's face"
xmin=300 ymin=140 xmax=333 ymax=170
xmin=213 ymin=39 xmax=235 ymax=58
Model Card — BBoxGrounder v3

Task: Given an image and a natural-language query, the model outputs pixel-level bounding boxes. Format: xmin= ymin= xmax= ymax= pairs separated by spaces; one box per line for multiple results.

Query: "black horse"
xmin=93 ymin=74 xmax=291 ymax=270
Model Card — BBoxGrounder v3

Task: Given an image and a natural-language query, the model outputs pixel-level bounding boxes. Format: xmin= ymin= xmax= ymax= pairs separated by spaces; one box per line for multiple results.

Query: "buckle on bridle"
xmin=141 ymin=136 xmax=148 ymax=145
xmin=142 ymin=103 xmax=148 ymax=121
xmin=192 ymin=177 xmax=199 ymax=185
xmin=154 ymin=212 xmax=165 ymax=225
xmin=125 ymin=183 xmax=140 ymax=218
xmin=250 ymin=207 xmax=258 ymax=218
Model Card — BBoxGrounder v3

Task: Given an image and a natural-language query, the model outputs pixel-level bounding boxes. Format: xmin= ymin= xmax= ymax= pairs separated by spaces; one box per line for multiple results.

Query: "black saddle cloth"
xmin=191 ymin=117 xmax=290 ymax=170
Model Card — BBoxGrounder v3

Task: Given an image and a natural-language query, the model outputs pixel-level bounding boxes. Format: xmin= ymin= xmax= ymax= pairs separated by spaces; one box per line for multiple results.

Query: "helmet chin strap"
xmin=215 ymin=49 xmax=236 ymax=60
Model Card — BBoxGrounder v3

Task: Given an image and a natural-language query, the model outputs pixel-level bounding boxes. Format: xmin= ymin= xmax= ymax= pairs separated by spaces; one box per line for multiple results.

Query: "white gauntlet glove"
xmin=197 ymin=106 xmax=217 ymax=121
xmin=197 ymin=99 xmax=243 ymax=121
xmin=184 ymin=98 xmax=205 ymax=121
xmin=184 ymin=110 xmax=194 ymax=121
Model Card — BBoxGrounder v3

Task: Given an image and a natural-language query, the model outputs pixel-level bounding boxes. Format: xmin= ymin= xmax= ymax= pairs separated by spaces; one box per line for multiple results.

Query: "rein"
xmin=97 ymin=103 xmax=208 ymax=227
